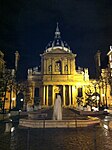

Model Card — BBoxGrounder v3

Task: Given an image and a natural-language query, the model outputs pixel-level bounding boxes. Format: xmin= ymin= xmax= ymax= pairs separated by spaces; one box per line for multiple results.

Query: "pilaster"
xmin=69 ymin=85 xmax=71 ymax=106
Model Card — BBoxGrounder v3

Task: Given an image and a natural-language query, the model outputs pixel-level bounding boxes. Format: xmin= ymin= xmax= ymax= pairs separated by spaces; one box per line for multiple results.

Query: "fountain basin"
xmin=28 ymin=111 xmax=47 ymax=120
xmin=19 ymin=117 xmax=100 ymax=128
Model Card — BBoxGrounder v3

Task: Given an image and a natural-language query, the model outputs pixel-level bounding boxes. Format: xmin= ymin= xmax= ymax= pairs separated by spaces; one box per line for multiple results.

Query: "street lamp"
xmin=96 ymin=95 xmax=100 ymax=110
xmin=20 ymin=98 xmax=23 ymax=102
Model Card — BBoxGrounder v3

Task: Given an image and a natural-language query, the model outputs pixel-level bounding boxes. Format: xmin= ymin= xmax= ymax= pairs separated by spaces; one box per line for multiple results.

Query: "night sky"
xmin=0 ymin=0 xmax=112 ymax=80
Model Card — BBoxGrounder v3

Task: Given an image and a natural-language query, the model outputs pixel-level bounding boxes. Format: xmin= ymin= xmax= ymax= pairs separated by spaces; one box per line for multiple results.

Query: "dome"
xmin=45 ymin=23 xmax=71 ymax=52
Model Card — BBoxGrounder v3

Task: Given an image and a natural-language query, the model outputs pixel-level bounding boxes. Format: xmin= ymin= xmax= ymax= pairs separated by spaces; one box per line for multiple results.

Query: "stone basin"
xmin=28 ymin=111 xmax=47 ymax=120
xmin=19 ymin=117 xmax=100 ymax=128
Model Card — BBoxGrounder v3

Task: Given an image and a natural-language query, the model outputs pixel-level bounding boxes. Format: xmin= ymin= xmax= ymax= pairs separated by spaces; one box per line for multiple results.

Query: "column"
xmin=63 ymin=85 xmax=65 ymax=106
xmin=46 ymin=86 xmax=48 ymax=106
xmin=62 ymin=59 xmax=64 ymax=74
xmin=43 ymin=86 xmax=45 ymax=105
xmin=52 ymin=86 xmax=55 ymax=105
xmin=52 ymin=59 xmax=55 ymax=74
xmin=69 ymin=85 xmax=71 ymax=106
xmin=72 ymin=86 xmax=75 ymax=105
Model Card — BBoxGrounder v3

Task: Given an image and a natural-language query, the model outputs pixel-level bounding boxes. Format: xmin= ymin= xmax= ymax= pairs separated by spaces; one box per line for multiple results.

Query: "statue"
xmin=53 ymin=94 xmax=62 ymax=120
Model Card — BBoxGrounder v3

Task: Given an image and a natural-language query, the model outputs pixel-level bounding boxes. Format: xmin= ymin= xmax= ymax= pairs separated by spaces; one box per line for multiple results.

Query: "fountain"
xmin=19 ymin=96 xmax=101 ymax=128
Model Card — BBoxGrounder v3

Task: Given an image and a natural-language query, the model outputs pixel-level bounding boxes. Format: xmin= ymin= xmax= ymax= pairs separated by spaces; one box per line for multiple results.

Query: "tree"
xmin=85 ymin=86 xmax=96 ymax=109
xmin=0 ymin=78 xmax=4 ymax=110
xmin=15 ymin=81 xmax=31 ymax=110
xmin=1 ymin=68 xmax=15 ymax=113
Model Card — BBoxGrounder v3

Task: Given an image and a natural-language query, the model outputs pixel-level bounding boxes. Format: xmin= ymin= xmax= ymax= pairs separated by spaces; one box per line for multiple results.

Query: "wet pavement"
xmin=1 ymin=123 xmax=112 ymax=150
xmin=0 ymin=109 xmax=112 ymax=150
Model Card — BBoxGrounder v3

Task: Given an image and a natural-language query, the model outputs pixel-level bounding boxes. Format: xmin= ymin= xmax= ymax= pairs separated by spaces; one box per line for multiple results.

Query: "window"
xmin=64 ymin=65 xmax=68 ymax=72
xmin=34 ymin=88 xmax=39 ymax=105
xmin=55 ymin=60 xmax=61 ymax=72
xmin=78 ymin=88 xmax=83 ymax=97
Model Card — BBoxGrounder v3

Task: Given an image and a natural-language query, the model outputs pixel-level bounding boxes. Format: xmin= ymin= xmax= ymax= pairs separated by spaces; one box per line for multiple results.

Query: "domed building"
xmin=27 ymin=23 xmax=90 ymax=107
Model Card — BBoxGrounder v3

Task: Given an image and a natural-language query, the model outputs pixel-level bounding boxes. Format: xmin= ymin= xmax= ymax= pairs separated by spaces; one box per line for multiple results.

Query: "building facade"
xmin=27 ymin=24 xmax=90 ymax=107
xmin=27 ymin=25 xmax=112 ymax=108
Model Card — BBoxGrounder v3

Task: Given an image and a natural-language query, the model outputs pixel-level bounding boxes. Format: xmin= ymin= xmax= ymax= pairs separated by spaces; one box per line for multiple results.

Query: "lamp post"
xmin=96 ymin=95 xmax=100 ymax=110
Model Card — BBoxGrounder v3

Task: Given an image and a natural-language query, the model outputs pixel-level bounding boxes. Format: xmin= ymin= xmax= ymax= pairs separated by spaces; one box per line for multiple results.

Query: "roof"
xmin=45 ymin=23 xmax=71 ymax=53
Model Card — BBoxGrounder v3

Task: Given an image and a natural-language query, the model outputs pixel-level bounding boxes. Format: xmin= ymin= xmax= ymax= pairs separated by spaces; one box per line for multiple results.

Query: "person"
xmin=53 ymin=94 xmax=62 ymax=120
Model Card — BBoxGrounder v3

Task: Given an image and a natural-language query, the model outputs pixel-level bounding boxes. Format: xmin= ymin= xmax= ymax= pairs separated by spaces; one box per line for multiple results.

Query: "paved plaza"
xmin=0 ymin=109 xmax=112 ymax=150
xmin=0 ymin=123 xmax=112 ymax=150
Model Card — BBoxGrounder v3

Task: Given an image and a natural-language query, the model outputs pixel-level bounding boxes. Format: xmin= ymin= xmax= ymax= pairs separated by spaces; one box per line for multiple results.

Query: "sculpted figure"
xmin=53 ymin=94 xmax=62 ymax=120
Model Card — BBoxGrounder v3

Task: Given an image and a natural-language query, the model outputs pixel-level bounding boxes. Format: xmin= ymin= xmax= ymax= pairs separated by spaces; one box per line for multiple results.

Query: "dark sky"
xmin=0 ymin=0 xmax=112 ymax=80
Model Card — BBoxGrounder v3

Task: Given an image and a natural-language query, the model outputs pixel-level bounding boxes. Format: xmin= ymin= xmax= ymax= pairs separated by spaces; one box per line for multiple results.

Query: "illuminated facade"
xmin=27 ymin=24 xmax=90 ymax=107
xmin=27 ymin=25 xmax=112 ymax=108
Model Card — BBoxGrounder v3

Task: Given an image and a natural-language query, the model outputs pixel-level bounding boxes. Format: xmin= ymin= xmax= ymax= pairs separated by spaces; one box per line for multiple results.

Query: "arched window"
xmin=64 ymin=65 xmax=68 ymax=72
xmin=55 ymin=60 xmax=61 ymax=72
xmin=78 ymin=88 xmax=83 ymax=97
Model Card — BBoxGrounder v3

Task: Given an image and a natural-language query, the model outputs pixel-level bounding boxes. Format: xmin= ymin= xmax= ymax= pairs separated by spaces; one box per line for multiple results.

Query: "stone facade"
xmin=27 ymin=25 xmax=90 ymax=107
xmin=27 ymin=26 xmax=112 ymax=108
